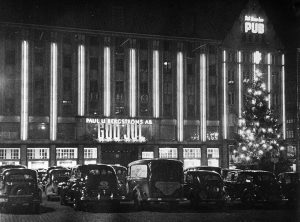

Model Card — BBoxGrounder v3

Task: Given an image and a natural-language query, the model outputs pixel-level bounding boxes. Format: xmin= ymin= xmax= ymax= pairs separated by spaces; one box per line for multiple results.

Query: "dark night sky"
xmin=0 ymin=0 xmax=298 ymax=48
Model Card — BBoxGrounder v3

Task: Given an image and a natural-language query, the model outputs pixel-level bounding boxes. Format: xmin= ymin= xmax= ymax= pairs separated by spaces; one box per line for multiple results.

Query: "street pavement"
xmin=0 ymin=196 xmax=299 ymax=222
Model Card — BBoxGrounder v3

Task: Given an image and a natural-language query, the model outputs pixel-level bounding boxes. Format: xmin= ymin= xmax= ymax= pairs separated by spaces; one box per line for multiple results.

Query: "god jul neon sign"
xmin=244 ymin=15 xmax=264 ymax=34
xmin=86 ymin=118 xmax=153 ymax=143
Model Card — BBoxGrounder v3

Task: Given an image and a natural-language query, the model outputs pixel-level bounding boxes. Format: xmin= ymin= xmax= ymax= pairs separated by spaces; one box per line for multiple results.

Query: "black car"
xmin=127 ymin=159 xmax=186 ymax=210
xmin=0 ymin=168 xmax=41 ymax=213
xmin=59 ymin=164 xmax=121 ymax=211
xmin=45 ymin=168 xmax=71 ymax=201
xmin=224 ymin=170 xmax=282 ymax=206
xmin=278 ymin=172 xmax=300 ymax=204
xmin=184 ymin=170 xmax=226 ymax=209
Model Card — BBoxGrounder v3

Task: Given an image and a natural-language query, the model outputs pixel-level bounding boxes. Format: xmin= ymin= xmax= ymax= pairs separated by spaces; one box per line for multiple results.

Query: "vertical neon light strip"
xmin=177 ymin=52 xmax=183 ymax=142
xmin=200 ymin=54 xmax=206 ymax=141
xmin=50 ymin=43 xmax=58 ymax=141
xmin=252 ymin=51 xmax=256 ymax=79
xmin=104 ymin=46 xmax=111 ymax=117
xmin=267 ymin=53 xmax=271 ymax=108
xmin=21 ymin=40 xmax=29 ymax=141
xmin=153 ymin=50 xmax=159 ymax=118
xmin=78 ymin=44 xmax=85 ymax=116
xmin=282 ymin=54 xmax=286 ymax=139
xmin=129 ymin=48 xmax=136 ymax=117
xmin=238 ymin=51 xmax=242 ymax=119
xmin=223 ymin=50 xmax=227 ymax=139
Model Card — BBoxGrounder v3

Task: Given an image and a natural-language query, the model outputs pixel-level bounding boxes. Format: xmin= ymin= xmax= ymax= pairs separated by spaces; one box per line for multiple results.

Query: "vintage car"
xmin=0 ymin=168 xmax=41 ymax=213
xmin=45 ymin=168 xmax=71 ymax=201
xmin=184 ymin=170 xmax=226 ymax=209
xmin=126 ymin=159 xmax=186 ymax=210
xmin=59 ymin=164 xmax=122 ymax=211
xmin=110 ymin=165 xmax=128 ymax=200
xmin=185 ymin=166 xmax=222 ymax=176
xmin=224 ymin=170 xmax=282 ymax=206
xmin=278 ymin=172 xmax=300 ymax=204
xmin=0 ymin=165 xmax=27 ymax=175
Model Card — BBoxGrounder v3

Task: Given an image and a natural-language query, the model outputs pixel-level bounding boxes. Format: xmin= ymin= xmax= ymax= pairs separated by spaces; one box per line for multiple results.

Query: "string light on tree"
xmin=236 ymin=68 xmax=283 ymax=163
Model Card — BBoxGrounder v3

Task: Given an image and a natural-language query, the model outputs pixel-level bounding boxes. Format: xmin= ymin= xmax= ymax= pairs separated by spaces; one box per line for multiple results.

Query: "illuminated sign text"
xmin=86 ymin=118 xmax=152 ymax=143
xmin=244 ymin=15 xmax=264 ymax=34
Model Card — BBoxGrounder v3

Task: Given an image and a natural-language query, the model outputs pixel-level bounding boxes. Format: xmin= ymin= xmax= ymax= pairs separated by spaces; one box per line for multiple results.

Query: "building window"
xmin=56 ymin=148 xmax=77 ymax=159
xmin=159 ymin=148 xmax=177 ymax=159
xmin=27 ymin=148 xmax=49 ymax=160
xmin=0 ymin=148 xmax=20 ymax=160
xmin=207 ymin=148 xmax=219 ymax=167
xmin=228 ymin=91 xmax=235 ymax=105
xmin=286 ymin=130 xmax=294 ymax=139
xmin=162 ymin=42 xmax=174 ymax=117
xmin=183 ymin=148 xmax=201 ymax=158
xmin=139 ymin=40 xmax=150 ymax=116
xmin=84 ymin=148 xmax=97 ymax=159
xmin=142 ymin=151 xmax=154 ymax=159
xmin=228 ymin=70 xmax=235 ymax=84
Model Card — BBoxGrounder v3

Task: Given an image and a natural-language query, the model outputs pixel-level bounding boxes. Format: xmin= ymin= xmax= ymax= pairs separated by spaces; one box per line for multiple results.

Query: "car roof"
xmin=128 ymin=158 xmax=183 ymax=167
xmin=3 ymin=168 xmax=37 ymax=176
xmin=185 ymin=170 xmax=222 ymax=176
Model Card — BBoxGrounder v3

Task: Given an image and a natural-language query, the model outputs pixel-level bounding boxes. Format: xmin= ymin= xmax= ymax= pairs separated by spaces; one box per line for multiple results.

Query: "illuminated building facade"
xmin=0 ymin=0 xmax=286 ymax=169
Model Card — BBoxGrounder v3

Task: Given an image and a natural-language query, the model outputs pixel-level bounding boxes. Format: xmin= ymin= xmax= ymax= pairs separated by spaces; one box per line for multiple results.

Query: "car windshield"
xmin=150 ymin=161 xmax=183 ymax=182
xmin=7 ymin=174 xmax=35 ymax=182
xmin=52 ymin=171 xmax=70 ymax=178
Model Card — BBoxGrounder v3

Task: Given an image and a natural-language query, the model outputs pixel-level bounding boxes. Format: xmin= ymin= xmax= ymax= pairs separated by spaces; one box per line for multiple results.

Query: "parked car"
xmin=278 ymin=172 xmax=300 ymax=204
xmin=224 ymin=170 xmax=282 ymax=206
xmin=110 ymin=165 xmax=128 ymax=200
xmin=0 ymin=164 xmax=27 ymax=175
xmin=59 ymin=164 xmax=121 ymax=211
xmin=184 ymin=170 xmax=226 ymax=209
xmin=45 ymin=168 xmax=71 ymax=201
xmin=0 ymin=168 xmax=41 ymax=213
xmin=126 ymin=159 xmax=186 ymax=210
xmin=185 ymin=166 xmax=222 ymax=176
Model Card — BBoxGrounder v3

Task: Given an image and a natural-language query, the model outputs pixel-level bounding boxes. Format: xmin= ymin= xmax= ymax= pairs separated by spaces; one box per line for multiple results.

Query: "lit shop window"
xmin=0 ymin=148 xmax=20 ymax=159
xmin=84 ymin=148 xmax=97 ymax=159
xmin=159 ymin=148 xmax=177 ymax=159
xmin=183 ymin=148 xmax=201 ymax=169
xmin=27 ymin=148 xmax=49 ymax=159
xmin=56 ymin=148 xmax=77 ymax=159
xmin=207 ymin=148 xmax=219 ymax=167
xmin=142 ymin=151 xmax=154 ymax=159
xmin=183 ymin=148 xmax=201 ymax=159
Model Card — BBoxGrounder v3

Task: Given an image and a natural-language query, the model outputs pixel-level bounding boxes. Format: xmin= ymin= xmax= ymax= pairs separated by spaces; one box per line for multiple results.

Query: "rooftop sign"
xmin=244 ymin=15 xmax=264 ymax=34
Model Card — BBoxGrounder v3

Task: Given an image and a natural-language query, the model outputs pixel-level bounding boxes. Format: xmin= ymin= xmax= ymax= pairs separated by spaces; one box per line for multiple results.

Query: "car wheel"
xmin=133 ymin=194 xmax=143 ymax=211
xmin=190 ymin=195 xmax=199 ymax=209
xmin=60 ymin=192 xmax=67 ymax=205
xmin=31 ymin=203 xmax=40 ymax=214
xmin=242 ymin=192 xmax=255 ymax=208
xmin=73 ymin=197 xmax=82 ymax=211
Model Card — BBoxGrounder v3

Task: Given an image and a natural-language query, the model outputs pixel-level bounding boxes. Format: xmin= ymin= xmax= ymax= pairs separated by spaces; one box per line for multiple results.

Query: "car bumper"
xmin=0 ymin=195 xmax=40 ymax=205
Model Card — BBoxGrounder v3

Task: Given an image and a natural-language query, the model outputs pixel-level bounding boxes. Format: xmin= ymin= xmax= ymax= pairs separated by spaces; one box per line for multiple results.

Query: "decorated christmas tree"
xmin=236 ymin=69 xmax=283 ymax=164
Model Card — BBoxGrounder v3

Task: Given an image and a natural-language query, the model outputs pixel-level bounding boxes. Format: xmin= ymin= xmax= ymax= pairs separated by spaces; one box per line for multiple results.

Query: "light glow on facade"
xmin=153 ymin=50 xmax=160 ymax=118
xmin=267 ymin=53 xmax=271 ymax=108
xmin=129 ymin=48 xmax=136 ymax=117
xmin=78 ymin=44 xmax=85 ymax=116
xmin=282 ymin=54 xmax=286 ymax=139
xmin=238 ymin=51 xmax=242 ymax=118
xmin=104 ymin=46 xmax=111 ymax=117
xmin=21 ymin=40 xmax=29 ymax=141
xmin=200 ymin=53 xmax=206 ymax=141
xmin=177 ymin=52 xmax=183 ymax=142
xmin=223 ymin=50 xmax=227 ymax=139
xmin=50 ymin=42 xmax=58 ymax=141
